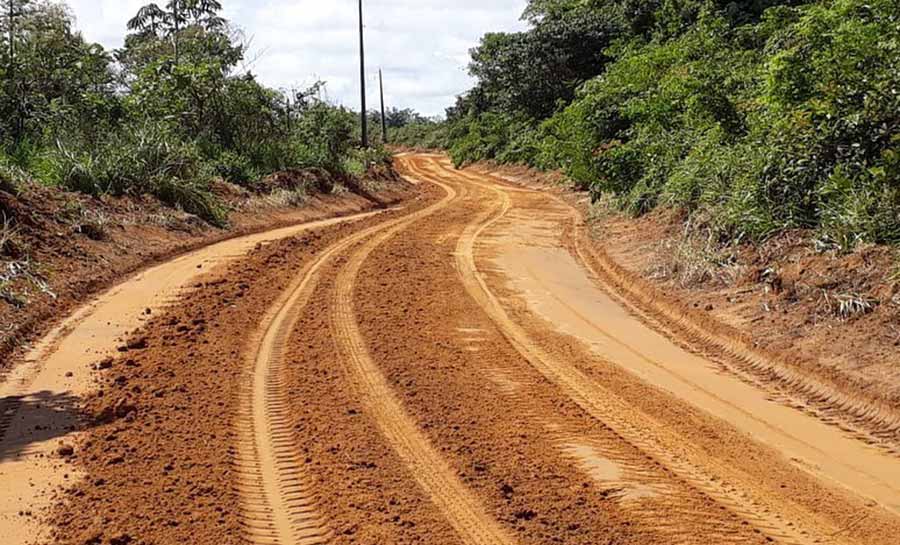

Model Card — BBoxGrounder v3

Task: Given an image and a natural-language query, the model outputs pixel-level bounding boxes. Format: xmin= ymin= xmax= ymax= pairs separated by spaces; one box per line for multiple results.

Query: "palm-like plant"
xmin=127 ymin=3 xmax=167 ymax=36
xmin=182 ymin=0 xmax=224 ymax=28
xmin=128 ymin=0 xmax=226 ymax=63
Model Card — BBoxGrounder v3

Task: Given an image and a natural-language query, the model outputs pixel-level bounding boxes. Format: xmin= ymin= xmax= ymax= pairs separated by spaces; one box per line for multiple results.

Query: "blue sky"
xmin=65 ymin=0 xmax=529 ymax=117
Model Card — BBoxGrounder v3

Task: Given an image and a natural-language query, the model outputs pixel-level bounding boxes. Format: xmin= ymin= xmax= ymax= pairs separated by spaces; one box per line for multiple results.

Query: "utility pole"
xmin=379 ymin=69 xmax=387 ymax=144
xmin=172 ymin=0 xmax=180 ymax=64
xmin=358 ymin=0 xmax=368 ymax=148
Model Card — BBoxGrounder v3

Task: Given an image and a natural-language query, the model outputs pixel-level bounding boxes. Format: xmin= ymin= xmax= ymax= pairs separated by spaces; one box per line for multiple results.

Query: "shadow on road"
xmin=0 ymin=390 xmax=86 ymax=462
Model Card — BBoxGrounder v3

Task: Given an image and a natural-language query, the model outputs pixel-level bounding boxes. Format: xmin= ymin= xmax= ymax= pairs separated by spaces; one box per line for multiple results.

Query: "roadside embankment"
xmin=0 ymin=162 xmax=409 ymax=369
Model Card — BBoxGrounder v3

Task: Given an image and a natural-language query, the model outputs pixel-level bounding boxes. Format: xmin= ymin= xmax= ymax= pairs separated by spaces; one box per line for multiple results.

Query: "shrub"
xmin=434 ymin=0 xmax=900 ymax=250
xmin=343 ymin=146 xmax=392 ymax=176
xmin=38 ymin=123 xmax=226 ymax=225
xmin=0 ymin=163 xmax=27 ymax=196
xmin=392 ymin=122 xmax=450 ymax=150
xmin=207 ymin=150 xmax=258 ymax=186
xmin=151 ymin=176 xmax=226 ymax=227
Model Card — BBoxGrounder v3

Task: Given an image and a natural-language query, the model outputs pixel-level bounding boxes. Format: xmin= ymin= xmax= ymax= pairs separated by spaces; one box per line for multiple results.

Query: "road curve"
xmin=5 ymin=153 xmax=900 ymax=545
xmin=0 ymin=207 xmax=392 ymax=545
xmin=415 ymin=155 xmax=900 ymax=544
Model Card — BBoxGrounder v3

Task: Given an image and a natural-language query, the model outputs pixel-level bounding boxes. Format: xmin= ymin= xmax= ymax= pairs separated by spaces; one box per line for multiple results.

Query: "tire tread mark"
xmin=436 ymin=159 xmax=837 ymax=545
xmin=234 ymin=207 xmax=424 ymax=545
xmin=330 ymin=156 xmax=515 ymax=545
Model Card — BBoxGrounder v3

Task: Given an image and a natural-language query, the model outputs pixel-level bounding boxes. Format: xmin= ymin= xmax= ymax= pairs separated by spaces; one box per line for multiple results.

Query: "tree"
xmin=128 ymin=0 xmax=225 ymax=64
xmin=127 ymin=3 xmax=167 ymax=37
xmin=384 ymin=107 xmax=429 ymax=128
xmin=0 ymin=1 xmax=116 ymax=145
xmin=2 ymin=0 xmax=35 ymax=139
xmin=466 ymin=2 xmax=616 ymax=120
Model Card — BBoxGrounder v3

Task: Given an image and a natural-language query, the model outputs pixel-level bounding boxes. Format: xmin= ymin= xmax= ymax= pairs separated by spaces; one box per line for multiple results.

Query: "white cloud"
xmin=64 ymin=0 xmax=529 ymax=116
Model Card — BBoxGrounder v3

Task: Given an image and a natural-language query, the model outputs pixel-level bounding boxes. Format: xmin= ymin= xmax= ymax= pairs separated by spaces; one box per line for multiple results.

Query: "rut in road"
xmin=234 ymin=228 xmax=381 ymax=543
xmin=420 ymin=158 xmax=838 ymax=545
xmin=234 ymin=251 xmax=334 ymax=545
xmin=405 ymin=160 xmax=760 ymax=544
xmin=236 ymin=170 xmax=513 ymax=545
xmin=569 ymin=215 xmax=900 ymax=454
xmin=234 ymin=207 xmax=433 ymax=544
xmin=481 ymin=166 xmax=900 ymax=453
xmin=329 ymin=172 xmax=515 ymax=545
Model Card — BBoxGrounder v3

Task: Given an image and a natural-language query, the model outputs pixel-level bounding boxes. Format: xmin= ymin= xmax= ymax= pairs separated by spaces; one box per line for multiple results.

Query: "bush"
xmin=0 ymin=162 xmax=27 ymax=196
xmin=151 ymin=176 xmax=227 ymax=227
xmin=392 ymin=122 xmax=450 ymax=150
xmin=343 ymin=146 xmax=392 ymax=176
xmin=38 ymin=123 xmax=225 ymax=225
xmin=207 ymin=150 xmax=258 ymax=186
xmin=520 ymin=0 xmax=900 ymax=246
xmin=438 ymin=0 xmax=900 ymax=249
xmin=448 ymin=112 xmax=521 ymax=167
xmin=0 ymin=3 xmax=366 ymax=224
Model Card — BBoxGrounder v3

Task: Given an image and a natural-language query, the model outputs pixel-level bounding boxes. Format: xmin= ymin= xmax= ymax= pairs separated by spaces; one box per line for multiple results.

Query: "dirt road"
xmin=2 ymin=153 xmax=899 ymax=545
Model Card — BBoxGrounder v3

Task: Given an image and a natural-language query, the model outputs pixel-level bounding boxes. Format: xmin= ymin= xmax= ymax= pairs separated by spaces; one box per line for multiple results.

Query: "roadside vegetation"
xmin=407 ymin=0 xmax=900 ymax=250
xmin=0 ymin=0 xmax=375 ymax=226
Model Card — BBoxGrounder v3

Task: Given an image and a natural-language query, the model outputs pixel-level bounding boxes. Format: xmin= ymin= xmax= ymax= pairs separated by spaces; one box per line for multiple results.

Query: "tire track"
xmin=233 ymin=183 xmax=455 ymax=545
xmin=423 ymin=157 xmax=839 ymax=545
xmin=329 ymin=156 xmax=515 ymax=545
xmin=234 ymin=229 xmax=374 ymax=545
xmin=475 ymin=364 xmax=758 ymax=545
xmin=414 ymin=162 xmax=763 ymax=544
xmin=483 ymin=165 xmax=900 ymax=453
xmin=567 ymin=215 xmax=900 ymax=452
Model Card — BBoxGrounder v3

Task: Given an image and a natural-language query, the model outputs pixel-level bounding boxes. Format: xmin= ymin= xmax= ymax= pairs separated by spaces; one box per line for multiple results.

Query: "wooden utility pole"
xmin=379 ymin=69 xmax=387 ymax=144
xmin=358 ymin=0 xmax=368 ymax=148
xmin=172 ymin=0 xmax=180 ymax=64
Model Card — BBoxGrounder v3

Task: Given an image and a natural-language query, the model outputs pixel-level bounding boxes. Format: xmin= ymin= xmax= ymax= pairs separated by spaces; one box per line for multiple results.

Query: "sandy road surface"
xmin=2 ymin=153 xmax=899 ymax=545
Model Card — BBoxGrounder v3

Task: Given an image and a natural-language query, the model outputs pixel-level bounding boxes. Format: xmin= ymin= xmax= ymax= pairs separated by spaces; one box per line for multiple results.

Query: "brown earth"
xmin=474 ymin=161 xmax=900 ymax=447
xmin=3 ymin=152 xmax=900 ymax=545
xmin=0 ymin=164 xmax=402 ymax=369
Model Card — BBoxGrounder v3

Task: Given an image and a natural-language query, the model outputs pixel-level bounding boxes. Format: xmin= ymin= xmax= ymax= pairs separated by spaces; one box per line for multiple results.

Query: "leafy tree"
xmin=0 ymin=0 xmax=381 ymax=225
xmin=433 ymin=0 xmax=900 ymax=248
xmin=1 ymin=0 xmax=36 ymax=139
xmin=128 ymin=0 xmax=225 ymax=64
xmin=385 ymin=107 xmax=429 ymax=128
xmin=0 ymin=2 xmax=117 ymax=149
xmin=466 ymin=4 xmax=615 ymax=120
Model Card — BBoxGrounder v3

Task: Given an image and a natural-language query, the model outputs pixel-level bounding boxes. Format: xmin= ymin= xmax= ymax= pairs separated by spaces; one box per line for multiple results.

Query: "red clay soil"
xmin=30 ymin=154 xmax=900 ymax=545
xmin=0 ymin=164 xmax=403 ymax=369
xmin=473 ymin=162 xmax=900 ymax=416
xmin=348 ymin=180 xmax=762 ymax=545
xmin=275 ymin=198 xmax=468 ymax=545
xmin=44 ymin=188 xmax=430 ymax=545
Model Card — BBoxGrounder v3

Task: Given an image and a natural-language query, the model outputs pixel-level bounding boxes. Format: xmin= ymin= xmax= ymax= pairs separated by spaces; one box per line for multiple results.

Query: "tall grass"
xmin=37 ymin=124 xmax=226 ymax=226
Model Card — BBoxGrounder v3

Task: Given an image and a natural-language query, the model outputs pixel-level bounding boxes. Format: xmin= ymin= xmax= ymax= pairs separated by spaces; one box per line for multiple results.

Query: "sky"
xmin=64 ymin=0 xmax=530 ymax=117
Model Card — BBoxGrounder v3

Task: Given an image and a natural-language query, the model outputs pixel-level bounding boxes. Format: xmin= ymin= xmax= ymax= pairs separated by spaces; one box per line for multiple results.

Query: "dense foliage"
xmin=0 ymin=0 xmax=369 ymax=225
xmin=420 ymin=0 xmax=900 ymax=248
